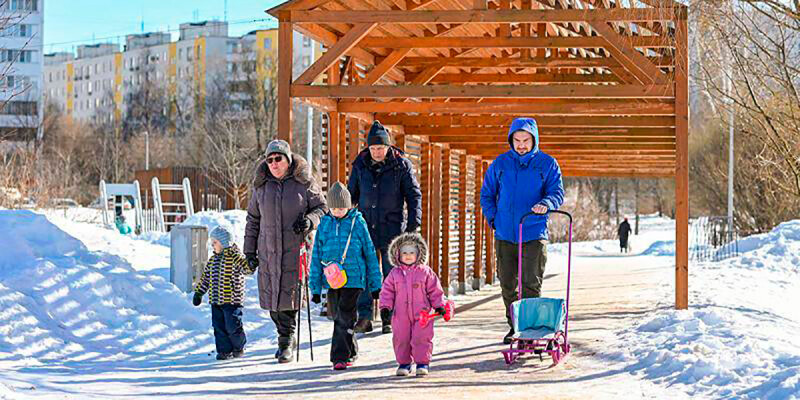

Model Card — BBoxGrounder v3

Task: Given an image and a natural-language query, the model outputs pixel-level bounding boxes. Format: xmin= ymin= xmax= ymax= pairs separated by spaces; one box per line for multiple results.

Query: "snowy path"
xmin=4 ymin=210 xmax=797 ymax=399
xmin=3 ymin=253 xmax=680 ymax=399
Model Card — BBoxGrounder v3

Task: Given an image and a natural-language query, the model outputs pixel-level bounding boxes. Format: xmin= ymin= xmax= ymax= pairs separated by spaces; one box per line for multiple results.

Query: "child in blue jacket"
xmin=310 ymin=182 xmax=382 ymax=371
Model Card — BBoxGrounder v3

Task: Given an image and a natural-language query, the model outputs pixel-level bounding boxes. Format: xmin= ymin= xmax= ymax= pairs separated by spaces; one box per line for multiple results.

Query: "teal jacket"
xmin=310 ymin=209 xmax=382 ymax=295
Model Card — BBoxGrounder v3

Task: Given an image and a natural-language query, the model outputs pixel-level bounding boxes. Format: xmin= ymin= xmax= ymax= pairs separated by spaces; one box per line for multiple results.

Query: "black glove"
xmin=371 ymin=290 xmax=381 ymax=300
xmin=246 ymin=253 xmax=259 ymax=271
xmin=380 ymin=308 xmax=393 ymax=321
xmin=293 ymin=216 xmax=311 ymax=234
xmin=192 ymin=292 xmax=203 ymax=307
xmin=434 ymin=307 xmax=446 ymax=316
xmin=311 ymin=294 xmax=321 ymax=304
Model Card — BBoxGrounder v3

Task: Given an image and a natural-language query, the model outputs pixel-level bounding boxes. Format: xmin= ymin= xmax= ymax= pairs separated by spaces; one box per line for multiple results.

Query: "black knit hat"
xmin=327 ymin=182 xmax=352 ymax=209
xmin=367 ymin=121 xmax=391 ymax=146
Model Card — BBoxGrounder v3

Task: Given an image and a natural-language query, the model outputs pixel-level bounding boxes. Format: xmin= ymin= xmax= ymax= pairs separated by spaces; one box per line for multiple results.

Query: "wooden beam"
xmin=591 ymin=22 xmax=668 ymax=84
xmin=361 ymin=49 xmax=411 ymax=85
xmin=483 ymin=161 xmax=495 ymax=285
xmin=273 ymin=0 xmax=334 ymax=12
xmin=278 ymin=21 xmax=293 ymax=143
xmin=289 ymin=9 xmax=679 ymax=23
xmin=457 ymin=153 xmax=468 ymax=295
xmin=445 ymin=143 xmax=675 ymax=151
xmin=294 ymin=23 xmax=377 ymax=85
xmin=379 ymin=115 xmax=676 ymax=127
xmin=674 ymin=16 xmax=689 ymax=310
xmin=426 ymin=72 xmax=621 ymax=84
xmin=339 ymin=99 xmax=675 ymax=114
xmin=294 ymin=23 xmax=383 ymax=72
xmin=427 ymin=135 xmax=675 ymax=143
xmin=410 ymin=64 xmax=446 ymax=85
xmin=441 ymin=147 xmax=452 ymax=296
xmin=421 ymin=142 xmax=432 ymax=251
xmin=405 ymin=126 xmax=676 ymax=136
xmin=431 ymin=145 xmax=443 ymax=278
xmin=399 ymin=55 xmax=674 ymax=69
xmin=359 ymin=35 xmax=672 ymax=49
xmin=472 ymin=156 xmax=484 ymax=290
xmin=327 ymin=111 xmax=341 ymax=183
xmin=292 ymin=84 xmax=674 ymax=99
xmin=293 ymin=96 xmax=337 ymax=112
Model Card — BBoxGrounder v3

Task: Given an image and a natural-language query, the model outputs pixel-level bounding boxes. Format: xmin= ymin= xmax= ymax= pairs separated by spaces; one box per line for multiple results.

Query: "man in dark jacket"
xmin=348 ymin=120 xmax=422 ymax=334
xmin=618 ymin=218 xmax=632 ymax=253
xmin=244 ymin=139 xmax=327 ymax=363
xmin=480 ymin=117 xmax=564 ymax=345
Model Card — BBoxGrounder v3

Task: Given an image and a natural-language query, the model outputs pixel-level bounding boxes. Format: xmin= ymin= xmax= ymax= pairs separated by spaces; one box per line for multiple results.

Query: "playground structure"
xmin=266 ymin=0 xmax=690 ymax=309
xmin=151 ymin=177 xmax=195 ymax=233
xmin=99 ymin=180 xmax=144 ymax=234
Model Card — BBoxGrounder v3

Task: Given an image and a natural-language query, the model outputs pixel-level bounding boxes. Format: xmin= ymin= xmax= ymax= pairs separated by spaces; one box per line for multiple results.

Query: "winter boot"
xmin=416 ymin=364 xmax=429 ymax=376
xmin=396 ymin=364 xmax=412 ymax=376
xmin=216 ymin=352 xmax=233 ymax=360
xmin=231 ymin=349 xmax=244 ymax=359
xmin=382 ymin=323 xmax=392 ymax=334
xmin=503 ymin=328 xmax=515 ymax=345
xmin=333 ymin=362 xmax=347 ymax=371
xmin=276 ymin=337 xmax=295 ymax=363
xmin=354 ymin=319 xmax=373 ymax=333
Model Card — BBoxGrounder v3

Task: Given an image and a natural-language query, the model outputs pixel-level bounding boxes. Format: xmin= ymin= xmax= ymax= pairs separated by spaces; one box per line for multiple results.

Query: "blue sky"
xmin=42 ymin=0 xmax=285 ymax=54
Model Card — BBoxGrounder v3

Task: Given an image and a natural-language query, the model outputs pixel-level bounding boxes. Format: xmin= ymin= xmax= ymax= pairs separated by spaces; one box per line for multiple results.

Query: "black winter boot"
xmin=277 ymin=336 xmax=295 ymax=363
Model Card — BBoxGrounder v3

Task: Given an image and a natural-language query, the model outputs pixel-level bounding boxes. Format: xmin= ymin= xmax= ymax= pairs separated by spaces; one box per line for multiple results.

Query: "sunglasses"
xmin=266 ymin=155 xmax=284 ymax=164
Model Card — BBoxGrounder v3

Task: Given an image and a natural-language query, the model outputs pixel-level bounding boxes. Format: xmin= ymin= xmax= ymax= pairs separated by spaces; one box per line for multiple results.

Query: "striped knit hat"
xmin=210 ymin=225 xmax=233 ymax=248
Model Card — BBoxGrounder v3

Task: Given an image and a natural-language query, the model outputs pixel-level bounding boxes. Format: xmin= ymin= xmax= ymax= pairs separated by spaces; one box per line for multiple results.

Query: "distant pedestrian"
xmin=618 ymin=218 xmax=632 ymax=253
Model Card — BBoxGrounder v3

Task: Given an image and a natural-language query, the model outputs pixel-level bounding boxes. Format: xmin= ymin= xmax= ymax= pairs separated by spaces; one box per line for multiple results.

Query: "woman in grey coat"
xmin=244 ymin=139 xmax=327 ymax=363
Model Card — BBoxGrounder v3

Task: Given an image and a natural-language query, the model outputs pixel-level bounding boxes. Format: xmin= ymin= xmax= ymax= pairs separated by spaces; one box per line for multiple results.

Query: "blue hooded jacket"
xmin=310 ymin=208 xmax=383 ymax=295
xmin=480 ymin=117 xmax=565 ymax=243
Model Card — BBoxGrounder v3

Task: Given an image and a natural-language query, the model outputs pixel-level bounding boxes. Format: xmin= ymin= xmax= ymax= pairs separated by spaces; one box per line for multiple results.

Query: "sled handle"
xmin=517 ymin=209 xmax=573 ymax=347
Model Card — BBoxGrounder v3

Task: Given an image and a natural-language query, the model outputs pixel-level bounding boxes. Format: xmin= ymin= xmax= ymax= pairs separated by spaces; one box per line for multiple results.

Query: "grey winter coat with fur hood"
xmin=244 ymin=154 xmax=327 ymax=311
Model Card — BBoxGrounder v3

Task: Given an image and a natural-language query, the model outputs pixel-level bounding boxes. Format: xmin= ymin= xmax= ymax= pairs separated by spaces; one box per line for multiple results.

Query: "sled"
xmin=501 ymin=210 xmax=573 ymax=367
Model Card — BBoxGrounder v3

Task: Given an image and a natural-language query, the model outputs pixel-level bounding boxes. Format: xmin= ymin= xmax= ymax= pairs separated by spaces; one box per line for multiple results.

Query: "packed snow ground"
xmin=0 ymin=208 xmax=797 ymax=399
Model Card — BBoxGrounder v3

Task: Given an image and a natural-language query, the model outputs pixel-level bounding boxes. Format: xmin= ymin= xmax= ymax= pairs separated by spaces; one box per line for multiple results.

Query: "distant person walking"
xmin=618 ymin=218 xmax=632 ymax=253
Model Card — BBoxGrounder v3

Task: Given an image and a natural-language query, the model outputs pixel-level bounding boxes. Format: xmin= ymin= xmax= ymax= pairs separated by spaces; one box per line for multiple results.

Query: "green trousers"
xmin=495 ymin=238 xmax=548 ymax=329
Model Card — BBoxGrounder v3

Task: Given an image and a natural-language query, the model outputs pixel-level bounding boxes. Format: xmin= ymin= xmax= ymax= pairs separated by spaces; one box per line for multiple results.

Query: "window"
xmin=302 ymin=56 xmax=310 ymax=67
xmin=1 ymin=50 xmax=35 ymax=63
xmin=264 ymin=39 xmax=272 ymax=50
xmin=179 ymin=48 xmax=183 ymax=60
xmin=1 ymin=24 xmax=33 ymax=37
xmin=0 ymin=101 xmax=38 ymax=116
xmin=9 ymin=0 xmax=37 ymax=11
xmin=303 ymin=36 xmax=311 ymax=48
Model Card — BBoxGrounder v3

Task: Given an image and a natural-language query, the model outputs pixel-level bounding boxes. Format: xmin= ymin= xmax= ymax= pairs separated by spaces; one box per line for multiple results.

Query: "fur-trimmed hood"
xmin=387 ymin=232 xmax=429 ymax=267
xmin=253 ymin=153 xmax=312 ymax=188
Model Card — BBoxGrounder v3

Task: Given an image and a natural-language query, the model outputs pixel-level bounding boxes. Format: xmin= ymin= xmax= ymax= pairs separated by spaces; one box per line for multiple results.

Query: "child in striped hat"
xmin=193 ymin=224 xmax=257 ymax=360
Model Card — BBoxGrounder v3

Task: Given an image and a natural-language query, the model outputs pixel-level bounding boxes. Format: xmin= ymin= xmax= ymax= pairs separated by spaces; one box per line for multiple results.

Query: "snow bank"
xmin=618 ymin=219 xmax=800 ymax=399
xmin=134 ymin=210 xmax=249 ymax=248
xmin=0 ymin=210 xmax=210 ymax=365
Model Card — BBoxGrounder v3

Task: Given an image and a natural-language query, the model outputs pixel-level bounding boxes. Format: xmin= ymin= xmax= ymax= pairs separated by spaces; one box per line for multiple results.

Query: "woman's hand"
xmin=293 ymin=215 xmax=311 ymax=234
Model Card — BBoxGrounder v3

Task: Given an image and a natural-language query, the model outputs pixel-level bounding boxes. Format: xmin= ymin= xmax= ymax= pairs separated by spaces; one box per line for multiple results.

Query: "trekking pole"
xmin=305 ymin=275 xmax=314 ymax=361
xmin=296 ymin=279 xmax=302 ymax=362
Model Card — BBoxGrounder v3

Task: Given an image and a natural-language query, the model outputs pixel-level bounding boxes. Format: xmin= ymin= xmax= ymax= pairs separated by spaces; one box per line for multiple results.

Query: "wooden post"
xmin=328 ymin=112 xmax=341 ymax=184
xmin=347 ymin=117 xmax=360 ymax=178
xmin=395 ymin=133 xmax=406 ymax=153
xmin=675 ymin=16 xmax=689 ymax=310
xmin=431 ymin=145 xmax=443 ymax=279
xmin=338 ymin=114 xmax=347 ymax=182
xmin=457 ymin=153 xmax=467 ymax=295
xmin=483 ymin=161 xmax=495 ymax=285
xmin=473 ymin=156 xmax=484 ymax=290
xmin=441 ymin=147 xmax=452 ymax=296
xmin=278 ymin=19 xmax=293 ymax=143
xmin=421 ymin=142 xmax=432 ymax=245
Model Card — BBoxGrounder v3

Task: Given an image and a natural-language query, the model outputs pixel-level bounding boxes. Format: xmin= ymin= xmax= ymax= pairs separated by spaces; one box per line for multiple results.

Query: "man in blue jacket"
xmin=480 ymin=117 xmax=564 ymax=344
xmin=348 ymin=120 xmax=423 ymax=334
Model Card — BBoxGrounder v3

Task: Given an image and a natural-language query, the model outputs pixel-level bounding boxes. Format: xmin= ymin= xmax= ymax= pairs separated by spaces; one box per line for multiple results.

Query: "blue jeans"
xmin=357 ymin=246 xmax=391 ymax=322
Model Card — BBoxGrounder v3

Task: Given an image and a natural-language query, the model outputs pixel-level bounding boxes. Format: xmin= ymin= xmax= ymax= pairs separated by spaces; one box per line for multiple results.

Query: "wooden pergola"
xmin=267 ymin=0 xmax=689 ymax=309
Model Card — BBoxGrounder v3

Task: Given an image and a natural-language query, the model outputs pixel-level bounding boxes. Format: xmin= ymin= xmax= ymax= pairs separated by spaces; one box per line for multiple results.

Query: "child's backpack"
xmin=323 ymin=217 xmax=357 ymax=289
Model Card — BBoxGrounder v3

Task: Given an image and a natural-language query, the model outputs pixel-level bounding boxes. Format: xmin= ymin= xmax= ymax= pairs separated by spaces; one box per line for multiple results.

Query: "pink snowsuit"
xmin=379 ymin=262 xmax=445 ymax=365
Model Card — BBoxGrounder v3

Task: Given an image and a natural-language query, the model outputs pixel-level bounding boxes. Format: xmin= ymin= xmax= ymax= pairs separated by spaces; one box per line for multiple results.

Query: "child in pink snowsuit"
xmin=379 ymin=232 xmax=446 ymax=377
